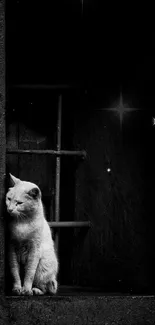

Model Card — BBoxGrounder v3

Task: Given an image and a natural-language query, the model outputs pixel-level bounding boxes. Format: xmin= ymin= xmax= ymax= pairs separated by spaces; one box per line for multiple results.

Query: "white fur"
xmin=6 ymin=174 xmax=58 ymax=295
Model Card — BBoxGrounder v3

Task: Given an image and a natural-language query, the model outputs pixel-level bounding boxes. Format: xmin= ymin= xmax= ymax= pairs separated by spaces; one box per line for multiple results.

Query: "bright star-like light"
xmin=100 ymin=92 xmax=139 ymax=129
xmin=108 ymin=93 xmax=138 ymax=127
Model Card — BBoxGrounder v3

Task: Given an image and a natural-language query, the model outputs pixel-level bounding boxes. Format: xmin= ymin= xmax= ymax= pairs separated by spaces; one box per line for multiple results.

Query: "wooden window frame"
xmin=6 ymin=84 xmax=91 ymax=253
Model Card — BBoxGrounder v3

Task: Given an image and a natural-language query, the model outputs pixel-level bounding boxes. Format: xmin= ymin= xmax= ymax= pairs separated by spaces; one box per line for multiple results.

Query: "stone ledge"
xmin=1 ymin=295 xmax=155 ymax=325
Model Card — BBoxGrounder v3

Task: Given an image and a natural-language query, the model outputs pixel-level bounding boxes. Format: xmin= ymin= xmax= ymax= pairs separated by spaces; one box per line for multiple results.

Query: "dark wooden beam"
xmin=48 ymin=221 xmax=91 ymax=228
xmin=9 ymin=84 xmax=79 ymax=90
xmin=6 ymin=149 xmax=87 ymax=157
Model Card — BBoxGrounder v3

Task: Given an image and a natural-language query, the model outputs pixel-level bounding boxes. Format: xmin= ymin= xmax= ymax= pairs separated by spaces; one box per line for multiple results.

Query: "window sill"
xmin=5 ymin=285 xmax=155 ymax=298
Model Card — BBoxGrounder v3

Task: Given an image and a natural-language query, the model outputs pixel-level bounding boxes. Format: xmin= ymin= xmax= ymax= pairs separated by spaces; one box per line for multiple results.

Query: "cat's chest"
xmin=11 ymin=222 xmax=32 ymax=240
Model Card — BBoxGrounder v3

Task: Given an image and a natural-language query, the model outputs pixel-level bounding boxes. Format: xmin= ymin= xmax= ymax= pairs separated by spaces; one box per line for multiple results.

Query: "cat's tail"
xmin=47 ymin=277 xmax=58 ymax=295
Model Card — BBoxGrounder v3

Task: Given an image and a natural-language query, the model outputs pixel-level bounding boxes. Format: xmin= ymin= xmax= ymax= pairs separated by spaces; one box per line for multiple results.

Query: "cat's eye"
xmin=7 ymin=197 xmax=11 ymax=201
xmin=16 ymin=201 xmax=23 ymax=205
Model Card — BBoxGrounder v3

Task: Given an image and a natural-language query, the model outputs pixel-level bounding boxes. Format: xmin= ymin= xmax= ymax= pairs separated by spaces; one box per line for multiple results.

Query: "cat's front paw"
xmin=12 ymin=285 xmax=22 ymax=295
xmin=21 ymin=286 xmax=33 ymax=296
xmin=12 ymin=287 xmax=22 ymax=295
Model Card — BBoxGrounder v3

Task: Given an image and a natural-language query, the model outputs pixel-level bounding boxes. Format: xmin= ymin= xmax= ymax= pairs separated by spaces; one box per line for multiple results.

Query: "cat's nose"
xmin=8 ymin=207 xmax=14 ymax=213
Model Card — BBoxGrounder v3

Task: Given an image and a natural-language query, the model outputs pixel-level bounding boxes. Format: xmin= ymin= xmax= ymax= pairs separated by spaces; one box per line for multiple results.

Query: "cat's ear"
xmin=9 ymin=174 xmax=21 ymax=187
xmin=28 ymin=187 xmax=41 ymax=199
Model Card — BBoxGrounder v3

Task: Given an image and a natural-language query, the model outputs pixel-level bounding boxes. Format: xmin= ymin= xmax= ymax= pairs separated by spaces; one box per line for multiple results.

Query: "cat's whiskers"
xmin=15 ymin=211 xmax=27 ymax=220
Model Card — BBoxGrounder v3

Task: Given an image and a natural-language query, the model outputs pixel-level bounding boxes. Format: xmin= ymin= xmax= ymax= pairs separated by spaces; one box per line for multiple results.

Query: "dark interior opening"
xmin=5 ymin=0 xmax=155 ymax=296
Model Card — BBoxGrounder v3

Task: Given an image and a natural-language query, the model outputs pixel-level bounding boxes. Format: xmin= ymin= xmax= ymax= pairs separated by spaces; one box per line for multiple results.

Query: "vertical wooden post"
xmin=55 ymin=95 xmax=62 ymax=251
xmin=0 ymin=0 xmax=5 ymax=294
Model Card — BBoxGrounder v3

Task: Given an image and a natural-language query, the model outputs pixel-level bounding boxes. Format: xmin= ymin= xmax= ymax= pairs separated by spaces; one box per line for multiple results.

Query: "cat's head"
xmin=6 ymin=174 xmax=42 ymax=218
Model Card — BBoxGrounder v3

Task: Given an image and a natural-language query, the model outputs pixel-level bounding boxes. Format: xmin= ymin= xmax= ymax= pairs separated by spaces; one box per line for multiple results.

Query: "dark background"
xmin=6 ymin=0 xmax=155 ymax=294
xmin=7 ymin=0 xmax=155 ymax=90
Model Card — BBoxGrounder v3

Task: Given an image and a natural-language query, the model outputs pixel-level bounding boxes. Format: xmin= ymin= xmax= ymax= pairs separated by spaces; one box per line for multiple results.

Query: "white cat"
xmin=6 ymin=174 xmax=58 ymax=295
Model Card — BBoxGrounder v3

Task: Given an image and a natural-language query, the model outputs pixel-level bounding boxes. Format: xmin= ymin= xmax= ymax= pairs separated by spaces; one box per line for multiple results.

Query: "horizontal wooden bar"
xmin=6 ymin=149 xmax=87 ymax=157
xmin=9 ymin=84 xmax=79 ymax=90
xmin=48 ymin=221 xmax=91 ymax=228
